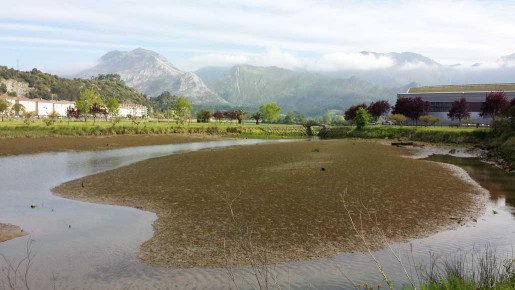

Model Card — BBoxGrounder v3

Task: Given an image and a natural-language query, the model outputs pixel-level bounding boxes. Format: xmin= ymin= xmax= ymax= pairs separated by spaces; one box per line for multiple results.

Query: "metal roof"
xmin=398 ymin=91 xmax=515 ymax=102
xmin=408 ymin=83 xmax=515 ymax=93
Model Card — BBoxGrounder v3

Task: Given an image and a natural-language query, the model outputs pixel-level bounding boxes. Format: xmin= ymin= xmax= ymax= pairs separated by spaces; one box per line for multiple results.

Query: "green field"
xmin=0 ymin=119 xmax=308 ymax=138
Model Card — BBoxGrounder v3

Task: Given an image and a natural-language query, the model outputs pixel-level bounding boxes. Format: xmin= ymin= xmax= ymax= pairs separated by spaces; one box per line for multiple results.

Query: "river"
xmin=0 ymin=140 xmax=513 ymax=289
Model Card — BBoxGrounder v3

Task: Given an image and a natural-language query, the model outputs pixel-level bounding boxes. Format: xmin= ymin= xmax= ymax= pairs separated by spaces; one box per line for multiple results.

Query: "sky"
xmin=0 ymin=0 xmax=514 ymax=74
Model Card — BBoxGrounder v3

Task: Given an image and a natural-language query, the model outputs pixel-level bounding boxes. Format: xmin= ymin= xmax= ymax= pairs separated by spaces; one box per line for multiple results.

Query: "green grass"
xmin=0 ymin=119 xmax=308 ymax=138
xmin=319 ymin=125 xmax=490 ymax=144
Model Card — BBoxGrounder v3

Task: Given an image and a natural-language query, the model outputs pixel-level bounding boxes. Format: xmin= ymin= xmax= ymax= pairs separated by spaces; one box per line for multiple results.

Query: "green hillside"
xmin=0 ymin=66 xmax=148 ymax=104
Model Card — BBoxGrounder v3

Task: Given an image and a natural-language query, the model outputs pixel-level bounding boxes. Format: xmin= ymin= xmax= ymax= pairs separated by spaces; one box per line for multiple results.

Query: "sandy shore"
xmin=0 ymin=134 xmax=219 ymax=156
xmin=0 ymin=223 xmax=26 ymax=243
xmin=53 ymin=139 xmax=485 ymax=268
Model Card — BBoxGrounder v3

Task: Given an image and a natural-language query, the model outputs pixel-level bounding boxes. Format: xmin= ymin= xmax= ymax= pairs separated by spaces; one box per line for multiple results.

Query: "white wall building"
xmin=119 ymin=103 xmax=147 ymax=118
xmin=0 ymin=95 xmax=75 ymax=117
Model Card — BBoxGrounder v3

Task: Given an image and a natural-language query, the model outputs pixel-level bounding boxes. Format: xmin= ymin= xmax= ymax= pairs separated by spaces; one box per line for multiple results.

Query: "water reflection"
xmin=423 ymin=155 xmax=515 ymax=216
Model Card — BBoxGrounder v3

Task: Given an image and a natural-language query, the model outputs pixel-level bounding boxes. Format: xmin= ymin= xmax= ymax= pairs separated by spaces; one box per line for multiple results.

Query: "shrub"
xmin=355 ymin=107 xmax=371 ymax=130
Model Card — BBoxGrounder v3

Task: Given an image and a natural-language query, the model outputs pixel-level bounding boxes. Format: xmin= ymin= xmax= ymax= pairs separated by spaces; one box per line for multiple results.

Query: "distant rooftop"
xmin=408 ymin=83 xmax=515 ymax=93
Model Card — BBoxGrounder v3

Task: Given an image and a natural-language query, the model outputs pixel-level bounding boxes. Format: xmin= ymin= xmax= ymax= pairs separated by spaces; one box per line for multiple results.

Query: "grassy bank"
xmin=0 ymin=120 xmax=307 ymax=138
xmin=319 ymin=124 xmax=514 ymax=171
xmin=319 ymin=125 xmax=490 ymax=144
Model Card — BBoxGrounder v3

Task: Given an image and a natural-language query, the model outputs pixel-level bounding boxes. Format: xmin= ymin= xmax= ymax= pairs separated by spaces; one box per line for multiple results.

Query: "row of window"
xmin=429 ymin=102 xmax=483 ymax=112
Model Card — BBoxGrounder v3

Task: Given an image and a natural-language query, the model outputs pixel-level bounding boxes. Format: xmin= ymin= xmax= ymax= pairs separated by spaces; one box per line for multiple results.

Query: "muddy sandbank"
xmin=53 ymin=139 xmax=485 ymax=268
xmin=0 ymin=134 xmax=219 ymax=156
xmin=0 ymin=223 xmax=27 ymax=243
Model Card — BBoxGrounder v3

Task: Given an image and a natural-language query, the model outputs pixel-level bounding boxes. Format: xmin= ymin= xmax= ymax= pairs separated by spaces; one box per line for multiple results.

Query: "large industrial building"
xmin=398 ymin=84 xmax=515 ymax=124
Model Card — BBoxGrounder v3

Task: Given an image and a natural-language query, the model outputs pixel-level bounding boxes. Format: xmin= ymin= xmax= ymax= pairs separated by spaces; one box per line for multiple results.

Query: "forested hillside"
xmin=0 ymin=66 xmax=148 ymax=104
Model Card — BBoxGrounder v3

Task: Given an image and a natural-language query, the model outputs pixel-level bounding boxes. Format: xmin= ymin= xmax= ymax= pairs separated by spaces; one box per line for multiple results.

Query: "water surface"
xmin=0 ymin=141 xmax=513 ymax=289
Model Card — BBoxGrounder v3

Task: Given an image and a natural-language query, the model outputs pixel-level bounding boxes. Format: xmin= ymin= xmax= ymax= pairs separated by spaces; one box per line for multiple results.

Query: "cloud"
xmin=48 ymin=61 xmax=99 ymax=76
xmin=310 ymin=52 xmax=395 ymax=71
xmin=181 ymin=48 xmax=304 ymax=71
xmin=1 ymin=0 xmax=515 ymax=71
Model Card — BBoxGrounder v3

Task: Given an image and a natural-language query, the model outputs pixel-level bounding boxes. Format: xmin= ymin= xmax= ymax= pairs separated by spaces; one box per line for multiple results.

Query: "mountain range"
xmin=76 ymin=48 xmax=227 ymax=106
xmin=74 ymin=48 xmax=515 ymax=115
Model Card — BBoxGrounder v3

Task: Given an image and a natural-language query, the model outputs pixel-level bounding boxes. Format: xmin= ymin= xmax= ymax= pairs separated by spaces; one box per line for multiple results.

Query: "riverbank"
xmin=0 ymin=223 xmax=26 ymax=243
xmin=319 ymin=125 xmax=514 ymax=172
xmin=0 ymin=120 xmax=307 ymax=139
xmin=53 ymin=139 xmax=485 ymax=268
xmin=0 ymin=134 xmax=220 ymax=156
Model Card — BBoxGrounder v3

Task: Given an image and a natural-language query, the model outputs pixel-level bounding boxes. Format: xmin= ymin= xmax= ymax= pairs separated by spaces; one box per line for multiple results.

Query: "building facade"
xmin=119 ymin=103 xmax=147 ymax=118
xmin=1 ymin=95 xmax=147 ymax=118
xmin=398 ymin=84 xmax=515 ymax=124
xmin=0 ymin=95 xmax=75 ymax=117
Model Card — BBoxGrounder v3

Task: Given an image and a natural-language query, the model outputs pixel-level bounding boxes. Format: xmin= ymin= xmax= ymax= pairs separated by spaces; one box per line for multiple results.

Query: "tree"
xmin=106 ymin=97 xmax=119 ymax=118
xmin=388 ymin=114 xmax=407 ymax=125
xmin=344 ymin=103 xmax=367 ymax=121
xmin=258 ymin=102 xmax=281 ymax=122
xmin=368 ymin=100 xmax=391 ymax=120
xmin=0 ymin=99 xmax=8 ymax=121
xmin=11 ymin=103 xmax=24 ymax=117
xmin=43 ymin=111 xmax=60 ymax=126
xmin=251 ymin=112 xmax=263 ymax=125
xmin=0 ymin=83 xmax=7 ymax=94
xmin=392 ymin=97 xmax=430 ymax=125
xmin=196 ymin=109 xmax=212 ymax=123
xmin=77 ymin=89 xmax=104 ymax=122
xmin=418 ymin=115 xmax=440 ymax=126
xmin=480 ymin=91 xmax=510 ymax=122
xmin=213 ymin=111 xmax=224 ymax=123
xmin=355 ymin=107 xmax=371 ymax=130
xmin=22 ymin=111 xmax=36 ymax=126
xmin=66 ymin=106 xmax=81 ymax=125
xmin=90 ymin=103 xmax=108 ymax=124
xmin=170 ymin=96 xmax=192 ymax=124
xmin=320 ymin=112 xmax=332 ymax=124
xmin=283 ymin=111 xmax=305 ymax=124
xmin=447 ymin=98 xmax=470 ymax=126
xmin=223 ymin=110 xmax=237 ymax=123
xmin=235 ymin=109 xmax=246 ymax=124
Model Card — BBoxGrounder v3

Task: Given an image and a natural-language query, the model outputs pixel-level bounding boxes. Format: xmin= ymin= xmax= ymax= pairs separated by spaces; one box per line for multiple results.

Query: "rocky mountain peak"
xmin=77 ymin=48 xmax=228 ymax=105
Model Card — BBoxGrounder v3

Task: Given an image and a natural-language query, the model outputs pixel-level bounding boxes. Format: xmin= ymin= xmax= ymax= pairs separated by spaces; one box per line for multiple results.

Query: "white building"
xmin=119 ymin=103 xmax=147 ymax=118
xmin=0 ymin=95 xmax=75 ymax=117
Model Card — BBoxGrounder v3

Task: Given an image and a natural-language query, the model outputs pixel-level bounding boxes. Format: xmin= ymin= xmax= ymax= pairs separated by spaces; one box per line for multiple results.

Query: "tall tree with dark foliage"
xmin=447 ymin=98 xmax=470 ymax=125
xmin=392 ymin=97 xmax=430 ymax=125
xmin=368 ymin=100 xmax=391 ymax=120
xmin=480 ymin=91 xmax=509 ymax=122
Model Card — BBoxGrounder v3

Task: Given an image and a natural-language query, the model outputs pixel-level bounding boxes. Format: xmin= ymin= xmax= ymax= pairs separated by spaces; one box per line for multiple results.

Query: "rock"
xmin=492 ymin=210 xmax=498 ymax=214
xmin=321 ymin=168 xmax=326 ymax=171
xmin=449 ymin=149 xmax=457 ymax=154
xmin=472 ymin=218 xmax=477 ymax=222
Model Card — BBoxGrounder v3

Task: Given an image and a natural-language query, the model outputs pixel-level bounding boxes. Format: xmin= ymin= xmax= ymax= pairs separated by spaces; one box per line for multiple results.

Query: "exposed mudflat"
xmin=0 ymin=134 xmax=218 ymax=156
xmin=0 ymin=223 xmax=26 ymax=243
xmin=53 ymin=139 xmax=485 ymax=268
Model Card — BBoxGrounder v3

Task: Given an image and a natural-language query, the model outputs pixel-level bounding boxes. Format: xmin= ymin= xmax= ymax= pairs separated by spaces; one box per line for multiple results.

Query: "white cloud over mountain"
xmin=0 ymin=0 xmax=514 ymax=72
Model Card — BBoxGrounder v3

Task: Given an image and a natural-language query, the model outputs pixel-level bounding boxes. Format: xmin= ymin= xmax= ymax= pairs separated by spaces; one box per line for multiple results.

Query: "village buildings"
xmin=0 ymin=95 xmax=146 ymax=118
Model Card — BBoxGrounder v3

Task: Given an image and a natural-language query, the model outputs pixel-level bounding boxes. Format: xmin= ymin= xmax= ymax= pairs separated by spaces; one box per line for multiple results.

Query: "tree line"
xmin=343 ymin=91 xmax=515 ymax=127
